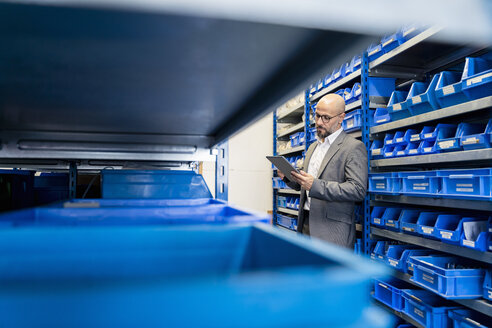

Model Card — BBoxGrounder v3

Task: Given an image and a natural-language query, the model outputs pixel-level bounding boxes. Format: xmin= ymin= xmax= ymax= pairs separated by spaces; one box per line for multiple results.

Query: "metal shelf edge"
xmin=277 ymin=189 xmax=301 ymax=195
xmin=311 ymin=69 xmax=362 ymax=101
xmin=371 ymin=194 xmax=492 ymax=211
xmin=277 ymin=145 xmax=305 ymax=156
xmin=277 ymin=103 xmax=305 ymax=121
xmin=277 ymin=207 xmax=299 ymax=216
xmin=371 ymin=149 xmax=492 ymax=167
xmin=277 ymin=121 xmax=305 ymax=138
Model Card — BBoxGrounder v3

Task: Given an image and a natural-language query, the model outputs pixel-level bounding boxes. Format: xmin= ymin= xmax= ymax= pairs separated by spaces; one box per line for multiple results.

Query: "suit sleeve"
xmin=309 ymin=141 xmax=368 ymax=202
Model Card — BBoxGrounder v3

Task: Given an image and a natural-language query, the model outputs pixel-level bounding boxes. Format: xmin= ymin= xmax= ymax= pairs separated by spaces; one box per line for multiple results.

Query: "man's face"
xmin=315 ymin=101 xmax=345 ymax=139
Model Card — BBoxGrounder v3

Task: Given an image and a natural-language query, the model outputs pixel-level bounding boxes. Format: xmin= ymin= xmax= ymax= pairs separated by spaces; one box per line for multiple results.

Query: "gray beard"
xmin=317 ymin=128 xmax=330 ymax=139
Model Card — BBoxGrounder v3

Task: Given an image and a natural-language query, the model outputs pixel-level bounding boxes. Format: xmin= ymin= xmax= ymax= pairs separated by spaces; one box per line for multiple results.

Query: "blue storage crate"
xmin=340 ymin=62 xmax=350 ymax=79
xmin=433 ymin=214 xmax=463 ymax=244
xmin=349 ymin=83 xmax=361 ymax=103
xmin=384 ymin=133 xmax=395 ymax=146
xmin=418 ymin=139 xmax=438 ymax=155
xmin=381 ymin=32 xmax=405 ymax=53
xmin=402 ymin=289 xmax=459 ymax=328
xmin=387 ymin=91 xmax=410 ymax=121
xmin=368 ymin=77 xmax=396 ymax=98
xmin=409 ymin=255 xmax=485 ymax=299
xmin=400 ymin=209 xmax=422 ymax=235
xmin=367 ymin=43 xmax=384 ymax=61
xmin=343 ymin=109 xmax=362 ymax=132
xmin=404 ymin=129 xmax=421 ymax=144
xmin=332 ymin=66 xmax=344 ymax=83
xmin=290 ymin=132 xmax=301 ymax=147
xmin=371 ymin=206 xmax=386 ymax=227
xmin=369 ymin=172 xmax=400 ymax=194
xmin=435 ymin=123 xmax=461 ymax=152
xmin=438 ymin=168 xmax=492 ymax=200
xmin=307 ymin=127 xmax=317 ymax=143
xmin=316 ymin=79 xmax=324 ymax=93
xmin=399 ymin=171 xmax=440 ymax=196
xmin=417 ymin=212 xmax=441 ymax=239
xmin=460 ymin=218 xmax=489 ymax=251
xmin=484 ymin=270 xmax=492 ymax=301
xmin=323 ymin=73 xmax=333 ymax=88
xmin=404 ymin=142 xmax=420 ymax=156
xmin=407 ymin=75 xmax=441 ymax=116
xmin=420 ymin=126 xmax=438 ymax=141
xmin=404 ymin=249 xmax=435 ymax=275
xmin=393 ymin=145 xmax=406 ymax=157
xmin=435 ymin=71 xmax=469 ymax=108
xmin=335 ymin=88 xmax=345 ymax=99
xmin=349 ymin=54 xmax=362 ymax=74
xmin=298 ymin=131 xmax=306 ymax=146
xmin=383 ymin=145 xmax=396 ymax=158
xmin=309 ymin=83 xmax=317 ymax=96
xmin=278 ymin=196 xmax=288 ymax=208
xmin=372 ymin=278 xmax=414 ymax=311
xmin=383 ymin=208 xmax=404 ymax=231
xmin=460 ymin=119 xmax=492 ymax=150
xmin=101 ymin=170 xmax=212 ymax=199
xmin=276 ymin=214 xmax=297 ymax=230
xmin=386 ymin=245 xmax=414 ymax=272
xmin=373 ymin=107 xmax=391 ymax=126
xmin=0 ymin=224 xmax=388 ymax=328
xmin=462 ymin=57 xmax=492 ymax=100
xmin=448 ymin=308 xmax=490 ymax=328
xmin=371 ymin=241 xmax=392 ymax=262
xmin=370 ymin=139 xmax=385 ymax=159
xmin=392 ymin=131 xmax=407 ymax=146
xmin=344 ymin=87 xmax=353 ymax=104
xmin=400 ymin=25 xmax=420 ymax=40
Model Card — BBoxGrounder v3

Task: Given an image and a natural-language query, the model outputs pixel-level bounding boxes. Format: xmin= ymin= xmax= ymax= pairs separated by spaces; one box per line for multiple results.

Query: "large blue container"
xmin=399 ymin=171 xmax=440 ymax=196
xmin=435 ymin=71 xmax=469 ymax=108
xmin=438 ymin=168 xmax=492 ymax=200
xmin=402 ymin=289 xmax=459 ymax=328
xmin=461 ymin=57 xmax=492 ymax=100
xmin=0 ymin=198 xmax=270 ymax=227
xmin=369 ymin=173 xmax=400 ymax=194
xmin=407 ymin=75 xmax=441 ymax=116
xmin=0 ymin=225 xmax=388 ymax=328
xmin=101 ymin=170 xmax=212 ymax=199
xmin=276 ymin=214 xmax=297 ymax=230
xmin=448 ymin=308 xmax=490 ymax=328
xmin=484 ymin=270 xmax=492 ymax=301
xmin=409 ymin=255 xmax=485 ymax=299
xmin=372 ymin=278 xmax=414 ymax=311
xmin=33 ymin=173 xmax=69 ymax=206
xmin=0 ymin=169 xmax=35 ymax=211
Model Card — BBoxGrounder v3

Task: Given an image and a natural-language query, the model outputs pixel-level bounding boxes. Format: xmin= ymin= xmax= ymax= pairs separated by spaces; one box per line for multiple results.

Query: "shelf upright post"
xmin=69 ymin=161 xmax=77 ymax=199
xmin=273 ymin=110 xmax=278 ymax=225
xmin=304 ymin=88 xmax=310 ymax=152
xmin=361 ymin=51 xmax=372 ymax=254
xmin=215 ymin=141 xmax=229 ymax=201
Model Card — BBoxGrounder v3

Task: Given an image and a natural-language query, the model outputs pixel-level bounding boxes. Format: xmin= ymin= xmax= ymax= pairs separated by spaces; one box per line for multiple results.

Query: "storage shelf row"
xmin=277 ymin=145 xmax=304 ymax=156
xmin=276 ymin=103 xmax=304 ymax=122
xmin=371 ymin=227 xmax=492 ymax=264
xmin=277 ymin=122 xmax=305 ymax=139
xmin=277 ymin=189 xmax=300 ymax=195
xmin=277 ymin=207 xmax=299 ymax=216
xmin=371 ymin=95 xmax=492 ymax=134
xmin=372 ymin=194 xmax=492 ymax=212
xmin=370 ymin=148 xmax=492 ymax=167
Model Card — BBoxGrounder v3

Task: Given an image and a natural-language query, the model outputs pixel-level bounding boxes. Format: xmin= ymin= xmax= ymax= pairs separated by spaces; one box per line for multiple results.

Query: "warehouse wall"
xmin=202 ymin=113 xmax=273 ymax=214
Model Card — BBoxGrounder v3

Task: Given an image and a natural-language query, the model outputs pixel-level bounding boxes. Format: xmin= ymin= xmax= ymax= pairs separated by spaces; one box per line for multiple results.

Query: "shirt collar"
xmin=316 ymin=127 xmax=343 ymax=145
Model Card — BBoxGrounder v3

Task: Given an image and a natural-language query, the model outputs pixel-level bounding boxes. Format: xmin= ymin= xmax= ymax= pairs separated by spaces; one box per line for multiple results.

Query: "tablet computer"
xmin=266 ymin=156 xmax=300 ymax=181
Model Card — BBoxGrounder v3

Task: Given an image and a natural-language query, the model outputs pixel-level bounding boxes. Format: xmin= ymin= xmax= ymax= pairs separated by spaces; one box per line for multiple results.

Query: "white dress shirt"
xmin=304 ymin=127 xmax=343 ymax=211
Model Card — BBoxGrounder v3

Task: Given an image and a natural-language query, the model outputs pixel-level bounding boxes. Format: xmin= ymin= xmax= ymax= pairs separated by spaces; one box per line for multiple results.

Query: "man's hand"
xmin=291 ymin=170 xmax=314 ymax=190
xmin=277 ymin=171 xmax=285 ymax=180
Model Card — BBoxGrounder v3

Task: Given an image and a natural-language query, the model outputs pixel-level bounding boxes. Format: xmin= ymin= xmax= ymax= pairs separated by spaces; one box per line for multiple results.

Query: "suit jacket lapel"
xmin=303 ymin=142 xmax=317 ymax=171
xmin=316 ymin=131 xmax=346 ymax=179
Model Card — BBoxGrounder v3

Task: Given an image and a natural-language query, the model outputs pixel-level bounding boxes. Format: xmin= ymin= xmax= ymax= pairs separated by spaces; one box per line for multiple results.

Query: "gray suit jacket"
xmin=285 ymin=131 xmax=368 ymax=247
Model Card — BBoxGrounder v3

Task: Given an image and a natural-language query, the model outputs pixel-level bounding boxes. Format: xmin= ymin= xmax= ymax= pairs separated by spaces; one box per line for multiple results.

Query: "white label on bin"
xmin=376 ymin=183 xmax=386 ymax=189
xmin=403 ymin=227 xmax=415 ymax=232
xmin=462 ymin=137 xmax=479 ymax=145
xmin=422 ymin=227 xmax=434 ymax=234
xmin=423 ymin=273 xmax=434 ymax=284
xmin=463 ymin=240 xmax=475 ymax=247
xmin=424 ymin=133 xmax=433 ymax=138
xmin=412 ymin=96 xmax=422 ymax=104
xmin=383 ymin=38 xmax=395 ymax=47
xmin=410 ymin=134 xmax=420 ymax=141
xmin=488 ymin=290 xmax=492 ymax=298
xmin=355 ymin=89 xmax=361 ymax=96
xmin=466 ymin=72 xmax=492 ymax=86
xmin=409 ymin=149 xmax=418 ymax=154
xmin=457 ymin=184 xmax=473 ymax=187
xmin=374 ymin=218 xmax=381 ymax=224
xmin=424 ymin=147 xmax=432 ymax=152
xmin=393 ymin=103 xmax=402 ymax=111
xmin=372 ymin=149 xmax=381 ymax=155
xmin=457 ymin=188 xmax=474 ymax=192
xmin=386 ymin=140 xmax=393 ymax=145
xmin=414 ymin=187 xmax=427 ymax=190
xmin=438 ymin=140 xmax=456 ymax=149
xmin=442 ymin=85 xmax=455 ymax=95
xmin=396 ymin=137 xmax=403 ymax=143
xmin=334 ymin=72 xmax=340 ymax=79
xmin=369 ymin=48 xmax=379 ymax=56
xmin=397 ymin=151 xmax=405 ymax=156
xmin=414 ymin=308 xmax=424 ymax=318
xmin=389 ymin=259 xmax=398 ymax=267
xmin=347 ymin=120 xmax=354 ymax=129
xmin=441 ymin=231 xmax=453 ymax=239
xmin=376 ymin=118 xmax=388 ymax=123
xmin=386 ymin=221 xmax=395 ymax=227
xmin=403 ymin=27 xmax=416 ymax=36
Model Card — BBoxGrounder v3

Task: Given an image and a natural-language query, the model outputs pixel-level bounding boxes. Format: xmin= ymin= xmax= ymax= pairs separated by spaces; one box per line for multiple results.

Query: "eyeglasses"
xmin=314 ymin=112 xmax=342 ymax=123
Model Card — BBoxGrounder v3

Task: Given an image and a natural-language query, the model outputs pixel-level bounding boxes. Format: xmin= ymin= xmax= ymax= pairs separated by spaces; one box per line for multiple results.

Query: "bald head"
xmin=317 ymin=93 xmax=345 ymax=116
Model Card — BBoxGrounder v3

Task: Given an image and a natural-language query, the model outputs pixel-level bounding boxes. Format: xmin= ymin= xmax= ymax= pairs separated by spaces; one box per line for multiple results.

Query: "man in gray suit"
xmin=278 ymin=93 xmax=368 ymax=248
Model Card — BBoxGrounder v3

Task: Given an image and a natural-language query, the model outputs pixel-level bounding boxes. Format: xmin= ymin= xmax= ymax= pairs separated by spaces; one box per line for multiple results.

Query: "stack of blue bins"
xmin=0 ymin=170 xmax=391 ymax=328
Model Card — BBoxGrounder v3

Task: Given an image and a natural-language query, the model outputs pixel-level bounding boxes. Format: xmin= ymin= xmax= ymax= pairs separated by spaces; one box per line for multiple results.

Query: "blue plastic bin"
xmin=404 ymin=249 xmax=435 ymax=275
xmin=370 ymin=139 xmax=385 ymax=159
xmin=0 ymin=224 xmax=388 ymax=328
xmin=420 ymin=126 xmax=438 ymax=141
xmin=433 ymin=214 xmax=463 ymax=244
xmin=402 ymin=289 xmax=459 ymax=328
xmin=383 ymin=145 xmax=397 ymax=158
xmin=384 ymin=133 xmax=395 ymax=146
xmin=404 ymin=129 xmax=420 ymax=144
xmin=372 ymin=278 xmax=414 ymax=311
xmin=276 ymin=214 xmax=297 ymax=230
xmin=435 ymin=123 xmax=461 ymax=152
xmin=392 ymin=131 xmax=407 ymax=146
xmin=349 ymin=83 xmax=361 ymax=103
xmin=435 ymin=71 xmax=469 ymax=108
xmin=399 ymin=171 xmax=440 ymax=196
xmin=373 ymin=107 xmax=391 ymax=126
xmin=387 ymin=91 xmax=410 ymax=121
xmin=381 ymin=32 xmax=405 ymax=53
xmin=101 ymin=170 xmax=212 ymax=199
xmin=418 ymin=139 xmax=438 ymax=155
xmin=484 ymin=270 xmax=492 ymax=301
xmin=290 ymin=132 xmax=301 ymax=147
xmin=448 ymin=308 xmax=491 ymax=328
xmin=386 ymin=245 xmax=415 ymax=272
xmin=370 ymin=206 xmax=386 ymax=227
xmin=460 ymin=119 xmax=492 ymax=150
xmin=438 ymin=168 xmax=492 ymax=200
xmin=349 ymin=54 xmax=362 ymax=73
xmin=367 ymin=43 xmax=384 ymax=61
xmin=460 ymin=218 xmax=490 ymax=251
xmin=417 ymin=212 xmax=441 ymax=239
xmin=404 ymin=142 xmax=420 ymax=156
xmin=407 ymin=76 xmax=441 ymax=116
xmin=371 ymin=240 xmax=393 ymax=262
xmin=369 ymin=173 xmax=400 ymax=194
xmin=400 ymin=209 xmax=422 ymax=235
xmin=384 ymin=208 xmax=408 ymax=232
xmin=462 ymin=57 xmax=492 ymax=100
xmin=278 ymin=196 xmax=288 ymax=208
xmin=368 ymin=77 xmax=396 ymax=99
xmin=316 ymin=79 xmax=324 ymax=93
xmin=323 ymin=74 xmax=333 ymax=88
xmin=401 ymin=25 xmax=420 ymax=40
xmin=409 ymin=255 xmax=485 ymax=299
xmin=343 ymin=109 xmax=362 ymax=132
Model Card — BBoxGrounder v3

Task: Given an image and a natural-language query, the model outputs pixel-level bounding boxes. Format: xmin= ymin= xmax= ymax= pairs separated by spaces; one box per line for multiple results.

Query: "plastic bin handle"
xmin=372 ymin=176 xmax=385 ymax=180
xmin=464 ymin=317 xmax=483 ymax=327
xmin=407 ymin=176 xmax=426 ymax=180
xmin=449 ymin=174 xmax=474 ymax=179
xmin=409 ymin=294 xmax=424 ymax=305
xmin=377 ymin=282 xmax=389 ymax=290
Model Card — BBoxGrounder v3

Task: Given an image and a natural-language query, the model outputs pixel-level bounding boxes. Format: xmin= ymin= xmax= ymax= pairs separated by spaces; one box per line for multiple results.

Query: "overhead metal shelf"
xmin=311 ymin=69 xmax=362 ymax=102
xmin=277 ymin=189 xmax=300 ymax=195
xmin=371 ymin=194 xmax=492 ymax=212
xmin=371 ymin=149 xmax=492 ymax=167
xmin=277 ymin=122 xmax=305 ymax=139
xmin=277 ymin=145 xmax=304 ymax=156
xmin=371 ymin=227 xmax=492 ymax=264
xmin=277 ymin=207 xmax=299 ymax=216
xmin=392 ymin=271 xmax=492 ymax=317
xmin=371 ymin=96 xmax=492 ymax=134
xmin=277 ymin=103 xmax=305 ymax=122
